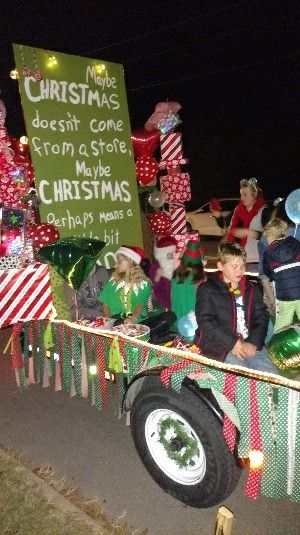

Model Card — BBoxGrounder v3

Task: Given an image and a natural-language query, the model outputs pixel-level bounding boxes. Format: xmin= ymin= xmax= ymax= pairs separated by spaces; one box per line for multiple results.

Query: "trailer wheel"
xmin=130 ymin=376 xmax=241 ymax=508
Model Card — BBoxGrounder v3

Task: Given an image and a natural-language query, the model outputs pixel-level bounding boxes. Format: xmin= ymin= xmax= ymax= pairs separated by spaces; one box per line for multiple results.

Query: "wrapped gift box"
xmin=160 ymin=132 xmax=183 ymax=161
xmin=0 ymin=262 xmax=54 ymax=327
xmin=0 ymin=255 xmax=25 ymax=270
xmin=159 ymin=158 xmax=188 ymax=170
xmin=169 ymin=204 xmax=186 ymax=234
xmin=172 ymin=231 xmax=199 ymax=254
xmin=160 ymin=173 xmax=191 ymax=203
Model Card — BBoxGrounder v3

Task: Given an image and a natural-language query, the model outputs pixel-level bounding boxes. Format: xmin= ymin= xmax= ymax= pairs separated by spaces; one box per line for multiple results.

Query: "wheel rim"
xmin=145 ymin=408 xmax=206 ymax=486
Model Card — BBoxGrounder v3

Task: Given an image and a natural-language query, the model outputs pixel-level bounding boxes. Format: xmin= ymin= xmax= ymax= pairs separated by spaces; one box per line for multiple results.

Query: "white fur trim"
xmin=154 ymin=244 xmax=176 ymax=259
xmin=116 ymin=246 xmax=141 ymax=264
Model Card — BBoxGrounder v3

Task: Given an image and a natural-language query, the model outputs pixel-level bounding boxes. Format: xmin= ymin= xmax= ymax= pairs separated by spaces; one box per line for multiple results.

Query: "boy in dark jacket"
xmin=195 ymin=242 xmax=278 ymax=374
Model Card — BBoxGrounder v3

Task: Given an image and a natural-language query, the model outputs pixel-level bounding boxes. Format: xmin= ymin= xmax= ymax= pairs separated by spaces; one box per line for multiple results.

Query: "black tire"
xmin=130 ymin=376 xmax=241 ymax=508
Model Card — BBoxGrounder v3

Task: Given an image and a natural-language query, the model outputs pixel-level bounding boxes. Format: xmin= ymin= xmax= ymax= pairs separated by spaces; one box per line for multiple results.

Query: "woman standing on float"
xmin=224 ymin=178 xmax=269 ymax=267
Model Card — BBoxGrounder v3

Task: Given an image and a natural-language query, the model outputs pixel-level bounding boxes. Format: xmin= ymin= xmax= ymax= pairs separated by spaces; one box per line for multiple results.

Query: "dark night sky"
xmin=0 ymin=0 xmax=299 ymax=208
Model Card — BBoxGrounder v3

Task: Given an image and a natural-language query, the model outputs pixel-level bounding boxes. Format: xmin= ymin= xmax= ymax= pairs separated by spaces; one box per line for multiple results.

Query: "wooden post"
xmin=214 ymin=506 xmax=234 ymax=535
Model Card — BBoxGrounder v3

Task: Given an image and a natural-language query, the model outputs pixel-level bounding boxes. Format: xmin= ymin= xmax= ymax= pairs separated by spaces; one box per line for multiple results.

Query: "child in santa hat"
xmin=98 ymin=245 xmax=152 ymax=323
xmin=99 ymin=244 xmax=177 ymax=342
xmin=149 ymin=235 xmax=179 ymax=311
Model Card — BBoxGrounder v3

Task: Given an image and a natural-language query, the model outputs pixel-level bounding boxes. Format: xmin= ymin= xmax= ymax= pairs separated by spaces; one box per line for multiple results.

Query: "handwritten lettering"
xmin=90 ymin=118 xmax=123 ymax=133
xmin=47 ymin=210 xmax=94 ymax=229
xmin=24 ymin=77 xmax=120 ymax=109
xmin=32 ymin=109 xmax=80 ymax=132
xmin=38 ymin=179 xmax=131 ymax=204
xmin=75 ymin=159 xmax=111 ymax=179
xmin=31 ymin=137 xmax=129 ymax=157
xmin=85 ymin=66 xmax=117 ymax=89
xmin=99 ymin=210 xmax=124 ymax=223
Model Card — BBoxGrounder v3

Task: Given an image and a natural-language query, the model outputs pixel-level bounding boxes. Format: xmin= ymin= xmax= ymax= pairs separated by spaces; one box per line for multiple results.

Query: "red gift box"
xmin=169 ymin=204 xmax=186 ymax=235
xmin=160 ymin=173 xmax=191 ymax=203
xmin=160 ymin=132 xmax=183 ymax=161
xmin=0 ymin=262 xmax=53 ymax=327
xmin=172 ymin=231 xmax=199 ymax=254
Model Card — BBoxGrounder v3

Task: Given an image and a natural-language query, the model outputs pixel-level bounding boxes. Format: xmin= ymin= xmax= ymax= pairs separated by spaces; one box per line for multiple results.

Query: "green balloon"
xmin=37 ymin=238 xmax=106 ymax=290
xmin=268 ymin=324 xmax=300 ymax=379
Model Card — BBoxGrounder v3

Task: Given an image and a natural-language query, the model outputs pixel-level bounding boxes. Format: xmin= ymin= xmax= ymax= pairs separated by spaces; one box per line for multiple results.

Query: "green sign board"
xmin=13 ymin=44 xmax=143 ymax=268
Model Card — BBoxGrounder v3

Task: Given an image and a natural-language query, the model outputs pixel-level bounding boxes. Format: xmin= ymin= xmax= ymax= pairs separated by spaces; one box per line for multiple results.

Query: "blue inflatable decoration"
xmin=285 ymin=189 xmax=300 ymax=225
xmin=178 ymin=315 xmax=196 ymax=339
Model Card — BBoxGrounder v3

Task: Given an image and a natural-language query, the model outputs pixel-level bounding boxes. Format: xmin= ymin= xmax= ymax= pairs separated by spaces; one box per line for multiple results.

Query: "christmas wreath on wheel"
xmin=158 ymin=416 xmax=199 ymax=469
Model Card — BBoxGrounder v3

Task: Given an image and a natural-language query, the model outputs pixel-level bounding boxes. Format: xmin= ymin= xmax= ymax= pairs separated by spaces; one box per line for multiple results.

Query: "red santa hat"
xmin=116 ymin=245 xmax=145 ymax=265
xmin=154 ymin=235 xmax=177 ymax=258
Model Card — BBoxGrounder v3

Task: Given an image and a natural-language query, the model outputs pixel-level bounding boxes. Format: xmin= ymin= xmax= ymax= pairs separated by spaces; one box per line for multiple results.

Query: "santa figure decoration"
xmin=149 ymin=235 xmax=179 ymax=311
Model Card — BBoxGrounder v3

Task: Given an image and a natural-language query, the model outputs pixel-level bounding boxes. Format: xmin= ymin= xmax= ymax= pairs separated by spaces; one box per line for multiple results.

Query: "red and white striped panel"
xmin=160 ymin=133 xmax=183 ymax=161
xmin=0 ymin=263 xmax=53 ymax=327
xmin=169 ymin=204 xmax=186 ymax=234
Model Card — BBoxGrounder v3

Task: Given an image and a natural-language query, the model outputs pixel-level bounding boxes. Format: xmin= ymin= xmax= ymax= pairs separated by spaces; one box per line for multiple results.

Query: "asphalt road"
xmin=0 ymin=327 xmax=299 ymax=535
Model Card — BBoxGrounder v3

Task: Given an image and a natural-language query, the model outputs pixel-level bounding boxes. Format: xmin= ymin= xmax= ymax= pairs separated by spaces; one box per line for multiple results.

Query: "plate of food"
xmin=76 ymin=317 xmax=115 ymax=330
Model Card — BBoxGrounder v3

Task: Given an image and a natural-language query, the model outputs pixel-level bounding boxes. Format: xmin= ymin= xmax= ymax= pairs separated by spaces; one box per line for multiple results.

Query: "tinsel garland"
xmin=90 ymin=332 xmax=101 ymax=410
xmin=244 ymin=379 xmax=263 ymax=499
xmin=80 ymin=337 xmax=88 ymax=398
xmin=222 ymin=374 xmax=238 ymax=452
xmin=274 ymin=387 xmax=291 ymax=498
xmin=108 ymin=337 xmax=123 ymax=373
xmin=71 ymin=329 xmax=82 ymax=397
xmin=160 ymin=360 xmax=198 ymax=389
xmin=256 ymin=382 xmax=277 ymax=498
xmin=158 ymin=416 xmax=199 ymax=469
xmin=62 ymin=326 xmax=71 ymax=393
xmin=96 ymin=334 xmax=108 ymax=409
xmin=22 ymin=322 xmax=30 ymax=378
xmin=235 ymin=377 xmax=251 ymax=457
xmin=37 ymin=322 xmax=46 ymax=386
xmin=32 ymin=321 xmax=41 ymax=383
xmin=126 ymin=344 xmax=139 ymax=380
xmin=287 ymin=389 xmax=299 ymax=498
xmin=51 ymin=322 xmax=62 ymax=391
xmin=292 ymin=391 xmax=300 ymax=502
xmin=14 ymin=319 xmax=300 ymax=504
xmin=27 ymin=321 xmax=35 ymax=384
xmin=11 ymin=322 xmax=25 ymax=389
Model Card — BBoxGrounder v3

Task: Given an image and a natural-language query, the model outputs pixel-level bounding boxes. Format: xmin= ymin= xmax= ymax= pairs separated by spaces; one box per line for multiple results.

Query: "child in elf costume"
xmin=98 ymin=245 xmax=152 ymax=323
xmin=195 ymin=242 xmax=278 ymax=374
xmin=171 ymin=239 xmax=206 ymax=331
xmin=98 ymin=245 xmax=177 ymax=342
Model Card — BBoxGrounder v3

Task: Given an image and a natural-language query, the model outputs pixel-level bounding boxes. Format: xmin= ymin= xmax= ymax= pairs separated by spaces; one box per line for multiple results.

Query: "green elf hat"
xmin=182 ymin=240 xmax=205 ymax=265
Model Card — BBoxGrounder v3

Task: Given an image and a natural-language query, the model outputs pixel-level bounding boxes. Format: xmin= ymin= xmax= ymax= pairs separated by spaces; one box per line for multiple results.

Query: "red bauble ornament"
xmin=27 ymin=223 xmax=60 ymax=250
xmin=148 ymin=212 xmax=170 ymax=236
xmin=136 ymin=155 xmax=159 ymax=186
xmin=131 ymin=127 xmax=160 ymax=160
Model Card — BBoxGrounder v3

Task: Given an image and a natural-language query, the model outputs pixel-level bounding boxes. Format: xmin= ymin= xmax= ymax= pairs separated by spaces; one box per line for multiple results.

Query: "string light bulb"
xmin=47 ymin=55 xmax=58 ymax=68
xmin=95 ymin=63 xmax=106 ymax=75
xmin=20 ymin=136 xmax=28 ymax=145
xmin=248 ymin=449 xmax=264 ymax=470
xmin=10 ymin=69 xmax=19 ymax=80
xmin=89 ymin=365 xmax=97 ymax=375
